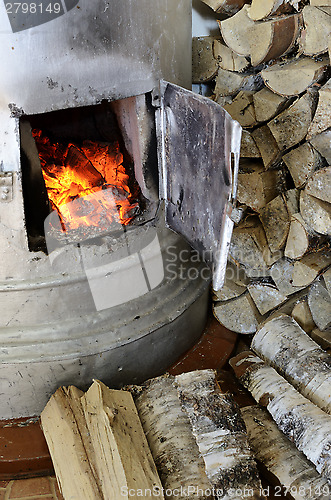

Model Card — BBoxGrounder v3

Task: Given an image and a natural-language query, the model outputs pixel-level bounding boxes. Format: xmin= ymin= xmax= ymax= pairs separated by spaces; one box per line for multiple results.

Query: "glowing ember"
xmin=32 ymin=129 xmax=140 ymax=233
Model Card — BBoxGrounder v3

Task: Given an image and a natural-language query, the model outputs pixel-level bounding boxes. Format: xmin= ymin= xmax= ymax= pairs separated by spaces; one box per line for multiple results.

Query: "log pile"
xmin=193 ymin=0 xmax=331 ymax=337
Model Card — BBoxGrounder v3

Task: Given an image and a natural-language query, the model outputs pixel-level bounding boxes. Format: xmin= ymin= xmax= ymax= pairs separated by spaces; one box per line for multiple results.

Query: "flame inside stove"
xmin=32 ymin=129 xmax=140 ymax=234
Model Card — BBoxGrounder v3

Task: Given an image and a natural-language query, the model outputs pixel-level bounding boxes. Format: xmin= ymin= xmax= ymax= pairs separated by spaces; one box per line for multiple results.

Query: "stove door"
xmin=156 ymin=81 xmax=242 ymax=291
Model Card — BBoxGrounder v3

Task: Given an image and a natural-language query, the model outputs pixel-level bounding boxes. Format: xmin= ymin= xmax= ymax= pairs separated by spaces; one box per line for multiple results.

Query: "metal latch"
xmin=0 ymin=173 xmax=13 ymax=203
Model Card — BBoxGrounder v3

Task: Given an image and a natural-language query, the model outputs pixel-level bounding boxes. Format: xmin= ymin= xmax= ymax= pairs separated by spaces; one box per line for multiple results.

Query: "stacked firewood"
xmin=193 ymin=0 xmax=331 ymax=340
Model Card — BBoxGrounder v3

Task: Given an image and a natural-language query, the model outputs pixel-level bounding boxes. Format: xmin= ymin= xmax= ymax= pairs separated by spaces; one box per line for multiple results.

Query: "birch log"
xmin=213 ymin=40 xmax=249 ymax=73
xmin=248 ymin=0 xmax=301 ymax=21
xmin=300 ymin=189 xmax=331 ymax=236
xmin=283 ymin=143 xmax=324 ymax=188
xmin=223 ymin=92 xmax=257 ymax=128
xmin=253 ymin=88 xmax=290 ymax=123
xmin=251 ymin=126 xmax=281 ymax=169
xmin=237 ymin=163 xmax=279 ymax=211
xmin=307 ymin=80 xmax=331 ymax=139
xmin=305 ymin=166 xmax=331 ymax=204
xmin=175 ymin=370 xmax=265 ymax=500
xmin=291 ymin=297 xmax=316 ymax=333
xmin=247 ymin=283 xmax=287 ymax=315
xmin=213 ymin=291 xmax=264 ymax=334
xmin=251 ymin=314 xmax=331 ymax=413
xmin=285 ymin=213 xmax=319 ymax=260
xmin=259 ymin=195 xmax=290 ymax=252
xmin=192 ymin=37 xmax=219 ymax=84
xmin=241 ymin=406 xmax=331 ymax=500
xmin=301 ymin=6 xmax=331 ymax=56
xmin=218 ymin=6 xmax=255 ymax=57
xmin=240 ymin=130 xmax=261 ymax=158
xmin=308 ymin=279 xmax=331 ymax=331
xmin=291 ymin=248 xmax=331 ymax=287
xmin=309 ymin=129 xmax=331 ymax=163
xmin=230 ymin=351 xmax=331 ymax=482
xmin=201 ymin=0 xmax=250 ymax=15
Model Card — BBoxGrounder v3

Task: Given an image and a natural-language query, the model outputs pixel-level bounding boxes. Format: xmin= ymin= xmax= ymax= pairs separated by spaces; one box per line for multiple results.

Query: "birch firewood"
xmin=253 ymin=88 xmax=290 ymax=123
xmin=240 ymin=130 xmax=261 ymax=158
xmin=251 ymin=314 xmax=331 ymax=413
xmin=247 ymin=283 xmax=287 ymax=315
xmin=259 ymin=195 xmax=290 ymax=252
xmin=213 ymin=40 xmax=249 ymax=73
xmin=267 ymin=92 xmax=316 ymax=151
xmin=230 ymin=351 xmax=331 ymax=482
xmin=300 ymin=189 xmax=331 ymax=236
xmin=218 ymin=6 xmax=255 ymax=57
xmin=261 ymin=57 xmax=329 ymax=97
xmin=301 ymin=6 xmax=331 ymax=56
xmin=307 ymin=80 xmax=331 ymax=139
xmin=270 ymin=258 xmax=308 ymax=296
xmin=201 ymin=0 xmax=250 ymax=15
xmin=247 ymin=15 xmax=300 ymax=67
xmin=213 ymin=291 xmax=264 ymax=334
xmin=241 ymin=406 xmax=331 ymax=500
xmin=251 ymin=126 xmax=281 ymax=168
xmin=223 ymin=92 xmax=257 ymax=128
xmin=237 ymin=164 xmax=279 ymax=211
xmin=192 ymin=37 xmax=219 ymax=84
xmin=212 ymin=262 xmax=247 ymax=301
xmin=214 ymin=70 xmax=262 ymax=97
xmin=323 ymin=267 xmax=331 ymax=296
xmin=305 ymin=166 xmax=331 ymax=204
xmin=248 ymin=0 xmax=301 ymax=21
xmin=290 ymin=248 xmax=331 ymax=287
xmin=310 ymin=129 xmax=331 ymax=163
xmin=311 ymin=328 xmax=331 ymax=350
xmin=308 ymin=279 xmax=331 ymax=331
xmin=283 ymin=143 xmax=324 ymax=188
xmin=291 ymin=297 xmax=316 ymax=332
xmin=285 ymin=213 xmax=318 ymax=259
xmin=175 ymin=370 xmax=265 ymax=499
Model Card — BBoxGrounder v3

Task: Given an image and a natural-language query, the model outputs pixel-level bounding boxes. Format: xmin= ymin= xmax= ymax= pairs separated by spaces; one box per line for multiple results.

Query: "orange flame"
xmin=32 ymin=129 xmax=140 ymax=233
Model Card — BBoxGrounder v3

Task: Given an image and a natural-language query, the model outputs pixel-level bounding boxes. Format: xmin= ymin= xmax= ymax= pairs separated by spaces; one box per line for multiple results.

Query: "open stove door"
xmin=155 ymin=81 xmax=242 ymax=291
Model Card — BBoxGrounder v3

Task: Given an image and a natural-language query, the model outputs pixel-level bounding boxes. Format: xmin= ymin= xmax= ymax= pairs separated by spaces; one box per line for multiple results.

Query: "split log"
xmin=308 ymin=279 xmax=331 ymax=330
xmin=310 ymin=129 xmax=331 ymax=163
xmin=214 ymin=69 xmax=262 ymax=97
xmin=237 ymin=163 xmax=280 ymax=211
xmin=218 ymin=6 xmax=255 ymax=57
xmin=305 ymin=166 xmax=331 ymax=204
xmin=223 ymin=91 xmax=257 ymax=127
xmin=248 ymin=282 xmax=287 ymax=315
xmin=283 ymin=142 xmax=324 ymax=188
xmin=248 ymin=0 xmax=301 ymax=21
xmin=261 ymin=56 xmax=329 ymax=97
xmin=213 ymin=291 xmax=264 ymax=334
xmin=192 ymin=37 xmax=219 ymax=84
xmin=247 ymin=14 xmax=300 ymax=67
xmin=175 ymin=370 xmax=265 ymax=499
xmin=282 ymin=189 xmax=300 ymax=217
xmin=259 ymin=195 xmax=290 ymax=252
xmin=311 ymin=327 xmax=331 ymax=350
xmin=323 ymin=267 xmax=331 ymax=296
xmin=253 ymin=88 xmax=290 ymax=123
xmin=291 ymin=248 xmax=331 ymax=287
xmin=307 ymin=79 xmax=331 ymax=139
xmin=251 ymin=126 xmax=281 ymax=168
xmin=213 ymin=40 xmax=249 ymax=72
xmin=201 ymin=0 xmax=250 ymax=15
xmin=240 ymin=130 xmax=261 ymax=158
xmin=300 ymin=189 xmax=331 ymax=235
xmin=285 ymin=213 xmax=319 ymax=259
xmin=291 ymin=297 xmax=316 ymax=332
xmin=267 ymin=92 xmax=316 ymax=151
xmin=241 ymin=405 xmax=331 ymax=500
xmin=310 ymin=0 xmax=331 ymax=5
xmin=41 ymin=381 xmax=164 ymax=500
xmin=212 ymin=262 xmax=247 ymax=301
xmin=302 ymin=6 xmax=331 ymax=56
xmin=270 ymin=258 xmax=308 ymax=296
xmin=251 ymin=314 xmax=331 ymax=413
xmin=230 ymin=351 xmax=331 ymax=482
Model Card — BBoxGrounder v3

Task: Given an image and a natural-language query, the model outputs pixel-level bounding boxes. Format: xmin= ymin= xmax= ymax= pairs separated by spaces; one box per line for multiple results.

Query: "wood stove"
xmin=0 ymin=0 xmax=241 ymax=419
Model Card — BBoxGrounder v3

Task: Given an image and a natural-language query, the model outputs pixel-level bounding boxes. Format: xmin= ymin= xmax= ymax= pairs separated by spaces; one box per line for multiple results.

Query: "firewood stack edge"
xmin=193 ymin=0 xmax=331 ymax=343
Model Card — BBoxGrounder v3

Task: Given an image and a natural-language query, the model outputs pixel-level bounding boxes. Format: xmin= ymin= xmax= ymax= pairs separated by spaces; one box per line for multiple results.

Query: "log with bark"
xmin=230 ymin=351 xmax=331 ymax=482
xmin=308 ymin=278 xmax=331 ymax=331
xmin=285 ymin=213 xmax=320 ymax=259
xmin=248 ymin=0 xmax=301 ymax=21
xmin=201 ymin=0 xmax=250 ymax=15
xmin=213 ymin=290 xmax=265 ymax=334
xmin=282 ymin=142 xmax=324 ymax=188
xmin=218 ymin=6 xmax=255 ymax=57
xmin=251 ymin=314 xmax=331 ymax=413
xmin=301 ymin=6 xmax=331 ymax=56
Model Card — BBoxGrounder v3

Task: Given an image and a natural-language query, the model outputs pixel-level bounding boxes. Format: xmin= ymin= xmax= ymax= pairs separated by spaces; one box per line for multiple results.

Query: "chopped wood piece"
xmin=252 ymin=314 xmax=331 ymax=413
xmin=242 ymin=405 xmax=331 ymax=500
xmin=282 ymin=189 xmax=300 ymax=217
xmin=201 ymin=0 xmax=250 ymax=15
xmin=229 ymin=217 xmax=280 ymax=276
xmin=267 ymin=92 xmax=316 ymax=151
xmin=212 ymin=267 xmax=247 ymax=301
xmin=285 ymin=213 xmax=317 ymax=259
xmin=291 ymin=248 xmax=331 ymax=287
xmin=223 ymin=91 xmax=257 ymax=127
xmin=300 ymin=189 xmax=331 ymax=235
xmin=133 ymin=376 xmax=213 ymax=496
xmin=259 ymin=195 xmax=290 ymax=252
xmin=218 ymin=6 xmax=255 ymax=57
xmin=310 ymin=129 xmax=331 ymax=163
xmin=291 ymin=297 xmax=316 ymax=332
xmin=230 ymin=351 xmax=331 ymax=482
xmin=240 ymin=130 xmax=261 ymax=157
xmin=251 ymin=126 xmax=281 ymax=168
xmin=214 ymin=69 xmax=262 ymax=97
xmin=248 ymin=0 xmax=300 ymax=21
xmin=261 ymin=56 xmax=328 ymax=97
xmin=175 ymin=370 xmax=265 ymax=499
xmin=283 ymin=143 xmax=324 ymax=188
xmin=248 ymin=282 xmax=287 ymax=314
xmin=308 ymin=279 xmax=331 ymax=330
xmin=311 ymin=327 xmax=331 ymax=350
xmin=247 ymin=15 xmax=300 ymax=67
xmin=270 ymin=258 xmax=308 ymax=296
xmin=237 ymin=163 xmax=279 ymax=211
xmin=213 ymin=40 xmax=249 ymax=72
xmin=213 ymin=291 xmax=264 ymax=334
xmin=192 ymin=37 xmax=219 ymax=84
xmin=302 ymin=6 xmax=331 ymax=56
xmin=323 ymin=267 xmax=331 ymax=296
xmin=253 ymin=88 xmax=290 ymax=123
xmin=307 ymin=79 xmax=331 ymax=139
xmin=305 ymin=166 xmax=331 ymax=203
xmin=310 ymin=0 xmax=331 ymax=5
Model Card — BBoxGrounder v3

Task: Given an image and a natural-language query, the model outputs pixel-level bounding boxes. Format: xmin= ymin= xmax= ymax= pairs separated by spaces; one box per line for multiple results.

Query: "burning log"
xmin=230 ymin=351 xmax=331 ymax=482
xmin=251 ymin=314 xmax=331 ymax=413
xmin=241 ymin=405 xmax=331 ymax=500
